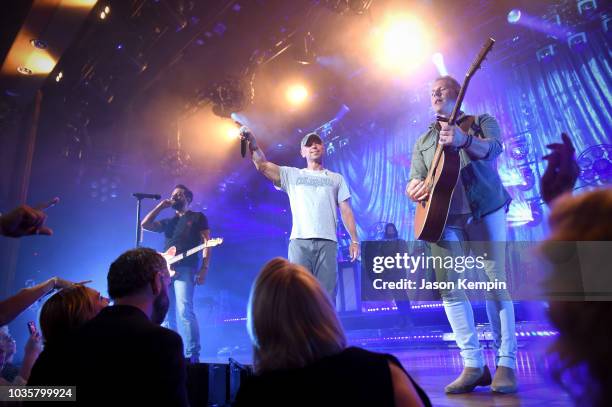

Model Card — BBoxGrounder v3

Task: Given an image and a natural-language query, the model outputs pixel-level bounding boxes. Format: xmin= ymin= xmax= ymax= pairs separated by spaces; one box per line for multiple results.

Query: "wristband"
xmin=459 ymin=134 xmax=473 ymax=149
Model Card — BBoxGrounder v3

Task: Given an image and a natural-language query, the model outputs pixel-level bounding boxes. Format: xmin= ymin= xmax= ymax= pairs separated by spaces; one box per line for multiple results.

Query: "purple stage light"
xmin=213 ymin=23 xmax=227 ymax=36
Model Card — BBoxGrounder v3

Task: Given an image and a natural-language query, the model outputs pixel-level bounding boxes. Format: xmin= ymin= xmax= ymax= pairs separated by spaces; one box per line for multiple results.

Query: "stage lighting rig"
xmin=324 ymin=0 xmax=373 ymax=15
xmin=207 ymin=77 xmax=248 ymax=118
xmin=161 ymin=148 xmax=192 ymax=177
xmin=293 ymin=31 xmax=316 ymax=65
xmin=578 ymin=144 xmax=612 ymax=186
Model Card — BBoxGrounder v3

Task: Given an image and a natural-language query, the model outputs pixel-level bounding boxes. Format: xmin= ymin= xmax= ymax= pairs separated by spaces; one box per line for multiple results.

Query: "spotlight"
xmin=55 ymin=71 xmax=63 ymax=82
xmin=536 ymin=44 xmax=556 ymax=62
xmin=568 ymin=32 xmax=588 ymax=51
xmin=577 ymin=0 xmax=597 ymax=16
xmin=507 ymin=9 xmax=522 ymax=24
xmin=226 ymin=125 xmax=241 ymax=140
xmin=432 ymin=52 xmax=448 ymax=76
xmin=327 ymin=142 xmax=336 ymax=155
xmin=17 ymin=66 xmax=33 ymax=75
xmin=99 ymin=11 xmax=106 ymax=19
xmin=90 ymin=175 xmax=120 ymax=202
xmin=373 ymin=15 xmax=430 ymax=73
xmin=30 ymin=39 xmax=48 ymax=49
xmin=25 ymin=52 xmax=56 ymax=73
xmin=104 ymin=5 xmax=110 ymax=14
xmin=286 ymin=84 xmax=308 ymax=106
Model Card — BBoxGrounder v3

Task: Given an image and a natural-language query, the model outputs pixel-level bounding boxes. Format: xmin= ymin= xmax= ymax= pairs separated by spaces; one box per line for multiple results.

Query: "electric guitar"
xmin=413 ymin=38 xmax=495 ymax=242
xmin=160 ymin=237 xmax=223 ymax=277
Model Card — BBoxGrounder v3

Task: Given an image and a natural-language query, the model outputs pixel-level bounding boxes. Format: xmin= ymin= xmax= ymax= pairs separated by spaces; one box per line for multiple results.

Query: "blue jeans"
xmin=430 ymin=207 xmax=517 ymax=369
xmin=164 ymin=265 xmax=200 ymax=359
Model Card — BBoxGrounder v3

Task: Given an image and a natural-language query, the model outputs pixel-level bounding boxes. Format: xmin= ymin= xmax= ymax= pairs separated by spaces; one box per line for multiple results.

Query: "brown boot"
xmin=491 ymin=366 xmax=518 ymax=394
xmin=444 ymin=365 xmax=492 ymax=394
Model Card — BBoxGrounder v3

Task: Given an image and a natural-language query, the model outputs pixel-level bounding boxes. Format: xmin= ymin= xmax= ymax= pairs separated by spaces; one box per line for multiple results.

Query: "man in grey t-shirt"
xmin=240 ymin=128 xmax=359 ymax=300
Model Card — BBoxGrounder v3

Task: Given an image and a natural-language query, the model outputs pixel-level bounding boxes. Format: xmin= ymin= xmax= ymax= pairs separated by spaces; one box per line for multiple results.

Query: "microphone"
xmin=132 ymin=193 xmax=161 ymax=200
xmin=232 ymin=114 xmax=249 ymax=159
xmin=240 ymin=137 xmax=247 ymax=158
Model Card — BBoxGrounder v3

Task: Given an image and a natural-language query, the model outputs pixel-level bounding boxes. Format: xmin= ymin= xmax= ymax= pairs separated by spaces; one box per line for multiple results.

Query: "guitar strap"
xmin=456 ymin=115 xmax=485 ymax=138
xmin=456 ymin=115 xmax=474 ymax=133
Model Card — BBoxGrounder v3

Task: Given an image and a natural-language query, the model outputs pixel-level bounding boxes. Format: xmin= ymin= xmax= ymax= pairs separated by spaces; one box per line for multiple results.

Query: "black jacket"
xmin=29 ymin=305 xmax=188 ymax=407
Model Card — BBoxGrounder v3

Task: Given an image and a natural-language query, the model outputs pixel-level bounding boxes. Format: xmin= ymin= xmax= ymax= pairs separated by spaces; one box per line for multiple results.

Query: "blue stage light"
xmin=507 ymin=9 xmax=522 ymax=24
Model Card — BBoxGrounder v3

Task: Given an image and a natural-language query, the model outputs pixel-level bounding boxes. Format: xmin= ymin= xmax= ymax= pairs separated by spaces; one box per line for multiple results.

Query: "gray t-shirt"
xmin=277 ymin=166 xmax=351 ymax=242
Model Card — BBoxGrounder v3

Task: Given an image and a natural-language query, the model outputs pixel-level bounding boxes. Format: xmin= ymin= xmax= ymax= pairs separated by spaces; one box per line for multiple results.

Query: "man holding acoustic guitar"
xmin=406 ymin=75 xmax=517 ymax=394
xmin=141 ymin=184 xmax=212 ymax=364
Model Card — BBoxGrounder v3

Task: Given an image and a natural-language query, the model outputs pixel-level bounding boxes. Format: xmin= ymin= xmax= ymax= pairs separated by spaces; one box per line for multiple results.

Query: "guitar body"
xmin=161 ymin=246 xmax=178 ymax=277
xmin=158 ymin=238 xmax=224 ymax=278
xmin=414 ymin=147 xmax=461 ymax=242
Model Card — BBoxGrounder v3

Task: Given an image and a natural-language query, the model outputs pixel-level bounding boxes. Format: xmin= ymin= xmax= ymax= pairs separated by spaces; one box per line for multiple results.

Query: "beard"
xmin=151 ymin=285 xmax=170 ymax=325
xmin=171 ymin=200 xmax=186 ymax=211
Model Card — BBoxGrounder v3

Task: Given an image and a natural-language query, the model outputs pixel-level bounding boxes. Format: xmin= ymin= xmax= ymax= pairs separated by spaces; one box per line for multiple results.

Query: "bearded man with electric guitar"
xmin=141 ymin=184 xmax=211 ymax=363
xmin=406 ymin=70 xmax=517 ymax=394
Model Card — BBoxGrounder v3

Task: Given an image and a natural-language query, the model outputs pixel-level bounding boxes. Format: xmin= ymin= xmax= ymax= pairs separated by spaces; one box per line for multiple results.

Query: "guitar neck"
xmin=448 ymin=76 xmax=472 ymax=125
xmin=167 ymin=242 xmax=213 ymax=265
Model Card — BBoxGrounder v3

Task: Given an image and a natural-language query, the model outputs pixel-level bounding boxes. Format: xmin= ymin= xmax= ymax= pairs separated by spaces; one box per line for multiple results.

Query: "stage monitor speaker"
xmin=186 ymin=363 xmax=227 ymax=406
xmin=336 ymin=260 xmax=360 ymax=312
xmin=187 ymin=361 xmax=254 ymax=406
xmin=229 ymin=358 xmax=254 ymax=402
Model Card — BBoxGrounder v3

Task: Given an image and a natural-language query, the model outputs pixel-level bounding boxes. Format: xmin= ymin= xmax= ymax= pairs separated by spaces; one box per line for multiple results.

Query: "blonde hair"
xmin=40 ymin=285 xmax=101 ymax=345
xmin=247 ymin=258 xmax=346 ymax=373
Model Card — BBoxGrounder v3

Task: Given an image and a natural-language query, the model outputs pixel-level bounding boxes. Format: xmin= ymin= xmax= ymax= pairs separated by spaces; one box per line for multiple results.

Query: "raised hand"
xmin=239 ymin=126 xmax=259 ymax=151
xmin=541 ymin=133 xmax=580 ymax=206
xmin=158 ymin=198 xmax=174 ymax=209
xmin=0 ymin=197 xmax=59 ymax=238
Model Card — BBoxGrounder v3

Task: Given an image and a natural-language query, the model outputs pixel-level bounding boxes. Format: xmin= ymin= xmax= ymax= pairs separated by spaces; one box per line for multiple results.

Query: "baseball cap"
xmin=300 ymin=132 xmax=323 ymax=148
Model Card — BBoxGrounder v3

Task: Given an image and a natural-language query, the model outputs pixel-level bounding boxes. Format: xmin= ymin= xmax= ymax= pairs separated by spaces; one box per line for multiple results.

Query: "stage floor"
xmin=392 ymin=347 xmax=572 ymax=406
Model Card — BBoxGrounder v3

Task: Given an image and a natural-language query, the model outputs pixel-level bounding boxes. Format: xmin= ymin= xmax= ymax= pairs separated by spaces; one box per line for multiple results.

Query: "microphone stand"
xmin=133 ymin=193 xmax=160 ymax=247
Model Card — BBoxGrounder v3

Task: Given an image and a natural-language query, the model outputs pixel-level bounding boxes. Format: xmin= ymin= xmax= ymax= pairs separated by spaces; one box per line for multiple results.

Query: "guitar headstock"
xmin=206 ymin=237 xmax=224 ymax=247
xmin=466 ymin=37 xmax=495 ymax=79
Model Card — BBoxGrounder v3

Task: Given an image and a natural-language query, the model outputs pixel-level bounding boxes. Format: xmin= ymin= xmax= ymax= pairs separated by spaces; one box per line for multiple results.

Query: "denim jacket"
xmin=409 ymin=114 xmax=511 ymax=220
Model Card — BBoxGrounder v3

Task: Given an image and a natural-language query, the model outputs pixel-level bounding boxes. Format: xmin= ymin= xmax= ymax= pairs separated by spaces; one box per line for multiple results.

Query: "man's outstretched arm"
xmin=241 ymin=127 xmax=281 ymax=184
